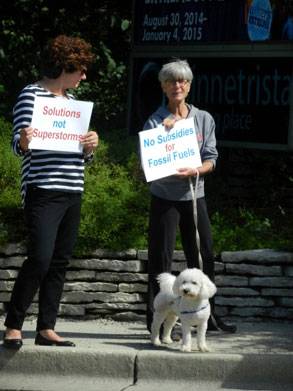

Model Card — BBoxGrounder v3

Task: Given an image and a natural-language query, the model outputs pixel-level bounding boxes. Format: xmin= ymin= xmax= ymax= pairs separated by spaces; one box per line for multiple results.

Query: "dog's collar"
xmin=180 ymin=303 xmax=209 ymax=315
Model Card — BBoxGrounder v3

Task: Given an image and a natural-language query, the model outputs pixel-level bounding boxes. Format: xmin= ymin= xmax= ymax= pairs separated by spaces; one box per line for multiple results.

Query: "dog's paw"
xmin=162 ymin=336 xmax=173 ymax=345
xmin=151 ymin=337 xmax=161 ymax=346
xmin=180 ymin=344 xmax=191 ymax=352
xmin=199 ymin=344 xmax=210 ymax=353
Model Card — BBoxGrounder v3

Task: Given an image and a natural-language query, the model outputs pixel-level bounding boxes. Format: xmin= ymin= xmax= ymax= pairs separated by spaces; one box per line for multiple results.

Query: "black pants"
xmin=147 ymin=194 xmax=215 ymax=331
xmin=5 ymin=186 xmax=81 ymax=331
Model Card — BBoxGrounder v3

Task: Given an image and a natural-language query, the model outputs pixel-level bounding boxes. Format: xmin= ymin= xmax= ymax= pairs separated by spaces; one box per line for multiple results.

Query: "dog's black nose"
xmin=183 ymin=288 xmax=189 ymax=294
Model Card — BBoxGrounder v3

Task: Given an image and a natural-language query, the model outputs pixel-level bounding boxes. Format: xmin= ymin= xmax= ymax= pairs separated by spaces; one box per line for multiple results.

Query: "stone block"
xmin=70 ymin=259 xmax=146 ymax=272
xmin=221 ymin=249 xmax=293 ymax=264
xmin=215 ymin=297 xmax=274 ymax=307
xmin=267 ymin=307 xmax=292 ymax=318
xmin=215 ymin=275 xmax=249 ymax=286
xmin=59 ymin=304 xmax=85 ymax=316
xmin=0 ymin=270 xmax=19 ymax=279
xmin=261 ymin=288 xmax=293 ymax=297
xmin=214 ymin=262 xmax=225 ymax=273
xmin=229 ymin=307 xmax=269 ymax=317
xmin=214 ymin=306 xmax=229 ymax=316
xmin=26 ymin=303 xmax=85 ymax=316
xmin=88 ymin=248 xmax=137 ymax=259
xmin=66 ymin=270 xmax=96 ymax=280
xmin=277 ymin=298 xmax=293 ymax=307
xmin=0 ymin=281 xmax=15 ymax=291
xmin=95 ymin=272 xmax=148 ymax=282
xmin=172 ymin=251 xmax=186 ymax=261
xmin=26 ymin=303 xmax=38 ymax=314
xmin=85 ymin=302 xmax=146 ymax=311
xmin=0 ymin=242 xmax=27 ymax=256
xmin=109 ymin=312 xmax=145 ymax=321
xmin=119 ymin=283 xmax=147 ymax=293
xmin=250 ymin=277 xmax=293 ymax=287
xmin=171 ymin=262 xmax=187 ymax=272
xmin=138 ymin=250 xmax=188 ymax=262
xmin=0 ymin=292 xmax=11 ymax=302
xmin=216 ymin=287 xmax=259 ymax=296
xmin=64 ymin=282 xmax=117 ymax=292
xmin=226 ymin=263 xmax=282 ymax=276
xmin=0 ymin=256 xmax=25 ymax=268
xmin=61 ymin=291 xmax=144 ymax=304
xmin=137 ymin=250 xmax=148 ymax=260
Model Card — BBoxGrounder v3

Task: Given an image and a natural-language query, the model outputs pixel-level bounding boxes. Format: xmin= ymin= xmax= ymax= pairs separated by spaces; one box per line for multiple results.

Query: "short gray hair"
xmin=158 ymin=59 xmax=193 ymax=83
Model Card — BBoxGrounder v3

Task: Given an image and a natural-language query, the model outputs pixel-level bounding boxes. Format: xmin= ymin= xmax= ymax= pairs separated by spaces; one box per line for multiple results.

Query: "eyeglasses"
xmin=165 ymin=79 xmax=190 ymax=86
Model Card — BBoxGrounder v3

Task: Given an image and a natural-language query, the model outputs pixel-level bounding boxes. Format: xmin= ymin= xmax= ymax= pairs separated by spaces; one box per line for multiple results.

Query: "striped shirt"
xmin=12 ymin=84 xmax=93 ymax=205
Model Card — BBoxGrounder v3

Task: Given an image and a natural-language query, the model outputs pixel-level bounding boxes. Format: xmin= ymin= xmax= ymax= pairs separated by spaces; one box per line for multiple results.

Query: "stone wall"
xmin=0 ymin=243 xmax=293 ymax=323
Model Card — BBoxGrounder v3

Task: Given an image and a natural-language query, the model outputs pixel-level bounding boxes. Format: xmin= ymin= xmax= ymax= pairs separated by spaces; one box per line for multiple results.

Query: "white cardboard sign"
xmin=29 ymin=97 xmax=94 ymax=153
xmin=139 ymin=117 xmax=202 ymax=182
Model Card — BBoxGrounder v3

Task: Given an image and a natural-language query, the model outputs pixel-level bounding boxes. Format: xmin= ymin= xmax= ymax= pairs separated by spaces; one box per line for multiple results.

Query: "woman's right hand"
xmin=19 ymin=126 xmax=34 ymax=152
xmin=163 ymin=118 xmax=176 ymax=129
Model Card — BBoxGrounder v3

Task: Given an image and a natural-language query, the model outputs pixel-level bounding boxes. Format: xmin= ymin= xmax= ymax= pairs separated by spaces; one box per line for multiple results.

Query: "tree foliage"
xmin=0 ymin=0 xmax=132 ymax=128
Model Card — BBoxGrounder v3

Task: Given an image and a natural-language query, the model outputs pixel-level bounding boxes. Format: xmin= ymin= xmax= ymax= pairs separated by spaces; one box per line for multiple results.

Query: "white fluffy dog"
xmin=151 ymin=268 xmax=217 ymax=352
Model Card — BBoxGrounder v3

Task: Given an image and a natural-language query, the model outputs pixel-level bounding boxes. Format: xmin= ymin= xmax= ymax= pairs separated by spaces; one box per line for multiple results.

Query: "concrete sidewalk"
xmin=0 ymin=318 xmax=292 ymax=391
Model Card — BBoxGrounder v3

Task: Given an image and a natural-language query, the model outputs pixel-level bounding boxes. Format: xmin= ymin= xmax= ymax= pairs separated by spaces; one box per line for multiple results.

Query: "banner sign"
xmin=29 ymin=97 xmax=94 ymax=153
xmin=139 ymin=117 xmax=202 ymax=182
xmin=133 ymin=0 xmax=291 ymax=44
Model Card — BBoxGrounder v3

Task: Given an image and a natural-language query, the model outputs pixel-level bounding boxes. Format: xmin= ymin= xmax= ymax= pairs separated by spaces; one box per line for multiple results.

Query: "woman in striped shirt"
xmin=3 ymin=35 xmax=98 ymax=349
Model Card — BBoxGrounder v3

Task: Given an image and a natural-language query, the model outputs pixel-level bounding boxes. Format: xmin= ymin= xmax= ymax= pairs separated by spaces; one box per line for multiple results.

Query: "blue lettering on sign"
xmin=247 ymin=0 xmax=272 ymax=41
xmin=148 ymin=153 xmax=172 ymax=167
xmin=144 ymin=138 xmax=155 ymax=147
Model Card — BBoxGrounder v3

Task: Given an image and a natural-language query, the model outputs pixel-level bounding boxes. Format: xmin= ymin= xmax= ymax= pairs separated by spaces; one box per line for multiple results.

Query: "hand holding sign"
xmin=139 ymin=117 xmax=202 ymax=182
xmin=19 ymin=126 xmax=34 ymax=152
xmin=80 ymin=130 xmax=99 ymax=155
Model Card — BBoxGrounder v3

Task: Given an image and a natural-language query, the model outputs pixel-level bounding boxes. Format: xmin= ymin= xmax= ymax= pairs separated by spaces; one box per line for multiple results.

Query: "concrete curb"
xmin=0 ymin=319 xmax=292 ymax=390
xmin=136 ymin=351 xmax=293 ymax=389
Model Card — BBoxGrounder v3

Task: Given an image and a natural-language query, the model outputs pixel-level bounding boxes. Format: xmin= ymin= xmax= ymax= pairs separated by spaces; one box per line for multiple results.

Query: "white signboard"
xmin=139 ymin=117 xmax=202 ymax=182
xmin=29 ymin=97 xmax=94 ymax=153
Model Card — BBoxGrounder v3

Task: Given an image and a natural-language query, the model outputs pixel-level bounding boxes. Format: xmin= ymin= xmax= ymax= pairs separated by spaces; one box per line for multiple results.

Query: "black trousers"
xmin=5 ymin=186 xmax=81 ymax=331
xmin=147 ymin=194 xmax=215 ymax=331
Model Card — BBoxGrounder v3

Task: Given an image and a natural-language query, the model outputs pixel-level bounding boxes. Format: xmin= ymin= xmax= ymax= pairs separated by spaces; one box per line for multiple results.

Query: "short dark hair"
xmin=40 ymin=35 xmax=94 ymax=79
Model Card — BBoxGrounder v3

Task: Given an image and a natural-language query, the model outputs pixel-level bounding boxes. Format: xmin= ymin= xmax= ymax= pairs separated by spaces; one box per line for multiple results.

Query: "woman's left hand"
xmin=176 ymin=167 xmax=197 ymax=178
xmin=80 ymin=131 xmax=99 ymax=155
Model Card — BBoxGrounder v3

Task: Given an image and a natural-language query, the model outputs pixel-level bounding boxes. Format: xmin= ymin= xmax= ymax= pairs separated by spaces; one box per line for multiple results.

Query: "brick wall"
xmin=0 ymin=243 xmax=292 ymax=323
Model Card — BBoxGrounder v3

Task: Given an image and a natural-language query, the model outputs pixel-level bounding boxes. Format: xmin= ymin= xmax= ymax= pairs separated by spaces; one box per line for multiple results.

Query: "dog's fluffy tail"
xmin=154 ymin=273 xmax=177 ymax=311
xmin=156 ymin=273 xmax=176 ymax=293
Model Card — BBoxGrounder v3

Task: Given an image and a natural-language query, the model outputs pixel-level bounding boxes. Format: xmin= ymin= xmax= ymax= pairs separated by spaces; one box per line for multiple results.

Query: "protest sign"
xmin=139 ymin=117 xmax=202 ymax=182
xmin=29 ymin=97 xmax=94 ymax=153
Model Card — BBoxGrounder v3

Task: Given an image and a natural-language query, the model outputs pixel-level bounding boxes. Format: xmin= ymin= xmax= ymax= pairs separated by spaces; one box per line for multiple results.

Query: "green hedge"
xmin=75 ymin=130 xmax=150 ymax=254
xmin=0 ymin=117 xmax=292 ymax=255
xmin=0 ymin=119 xmax=150 ymax=254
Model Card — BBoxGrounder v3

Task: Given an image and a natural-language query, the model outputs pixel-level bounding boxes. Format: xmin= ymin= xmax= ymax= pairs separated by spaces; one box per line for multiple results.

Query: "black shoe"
xmin=35 ymin=333 xmax=75 ymax=347
xmin=3 ymin=332 xmax=23 ymax=350
xmin=208 ymin=315 xmax=237 ymax=333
